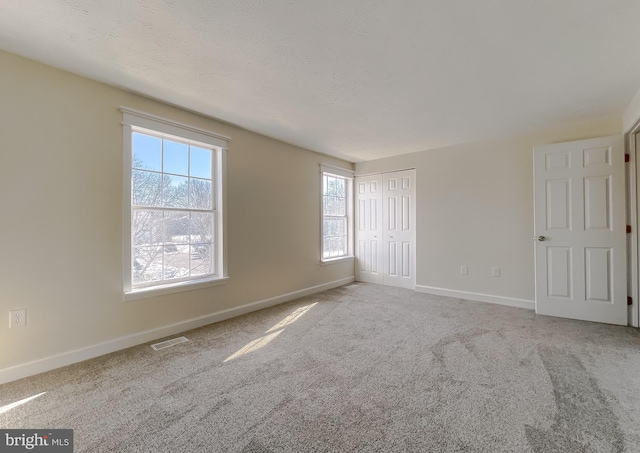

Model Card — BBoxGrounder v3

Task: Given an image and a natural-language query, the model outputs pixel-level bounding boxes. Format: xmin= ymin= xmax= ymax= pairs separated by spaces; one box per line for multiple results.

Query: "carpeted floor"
xmin=2 ymin=283 xmax=640 ymax=452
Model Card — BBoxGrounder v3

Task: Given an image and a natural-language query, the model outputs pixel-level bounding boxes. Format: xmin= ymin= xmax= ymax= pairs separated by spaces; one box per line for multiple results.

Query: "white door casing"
xmin=534 ymin=135 xmax=627 ymax=325
xmin=356 ymin=170 xmax=415 ymax=289
xmin=624 ymin=129 xmax=640 ymax=329
xmin=632 ymin=131 xmax=640 ymax=328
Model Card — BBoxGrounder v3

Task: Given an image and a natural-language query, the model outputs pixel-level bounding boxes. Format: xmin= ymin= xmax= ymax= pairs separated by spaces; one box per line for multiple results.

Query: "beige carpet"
xmin=2 ymin=283 xmax=640 ymax=452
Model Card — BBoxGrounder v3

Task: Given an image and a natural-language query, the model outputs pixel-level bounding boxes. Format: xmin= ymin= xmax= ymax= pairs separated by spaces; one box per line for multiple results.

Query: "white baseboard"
xmin=414 ymin=285 xmax=535 ymax=310
xmin=0 ymin=276 xmax=355 ymax=385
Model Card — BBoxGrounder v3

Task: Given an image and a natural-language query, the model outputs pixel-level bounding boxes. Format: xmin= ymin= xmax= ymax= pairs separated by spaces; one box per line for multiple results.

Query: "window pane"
xmin=189 ymin=178 xmax=212 ymax=209
xmin=322 ymin=174 xmax=347 ymax=217
xmin=190 ymin=146 xmax=212 ymax=179
xmin=327 ymin=237 xmax=337 ymax=257
xmin=133 ymin=133 xmax=162 ymax=171
xmin=133 ymin=210 xmax=163 ymax=247
xmin=330 ymin=236 xmax=346 ymax=257
xmin=322 ymin=216 xmax=347 ymax=259
xmin=334 ymin=237 xmax=342 ymax=257
xmin=164 ymin=244 xmax=190 ymax=280
xmin=133 ymin=170 xmax=163 ymax=206
xmin=324 ymin=196 xmax=345 ymax=216
xmin=326 ymin=218 xmax=334 ymax=236
xmin=165 ymin=211 xmax=190 ymax=244
xmin=163 ymin=175 xmax=188 ymax=208
xmin=324 ymin=176 xmax=345 ymax=198
xmin=338 ymin=238 xmax=347 ymax=256
xmin=191 ymin=244 xmax=213 ymax=276
xmin=323 ymin=217 xmax=343 ymax=238
xmin=191 ymin=212 xmax=213 ymax=243
xmin=133 ymin=246 xmax=163 ymax=284
xmin=164 ymin=140 xmax=188 ymax=176
xmin=335 ymin=218 xmax=344 ymax=236
xmin=326 ymin=176 xmax=336 ymax=196
xmin=335 ymin=178 xmax=345 ymax=198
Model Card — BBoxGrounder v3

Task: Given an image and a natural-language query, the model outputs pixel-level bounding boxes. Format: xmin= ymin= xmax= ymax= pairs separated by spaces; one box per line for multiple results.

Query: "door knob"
xmin=534 ymin=236 xmax=546 ymax=241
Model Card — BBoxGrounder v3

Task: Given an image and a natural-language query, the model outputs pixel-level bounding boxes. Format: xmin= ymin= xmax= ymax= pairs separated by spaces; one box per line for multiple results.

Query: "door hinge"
xmin=625 ymin=154 xmax=630 ymax=163
xmin=627 ymin=225 xmax=632 ymax=234
xmin=628 ymin=296 xmax=633 ymax=306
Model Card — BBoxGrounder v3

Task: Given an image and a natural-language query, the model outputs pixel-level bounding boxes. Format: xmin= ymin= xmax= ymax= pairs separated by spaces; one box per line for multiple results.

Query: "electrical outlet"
xmin=460 ymin=265 xmax=468 ymax=275
xmin=492 ymin=267 xmax=500 ymax=277
xmin=10 ymin=308 xmax=26 ymax=328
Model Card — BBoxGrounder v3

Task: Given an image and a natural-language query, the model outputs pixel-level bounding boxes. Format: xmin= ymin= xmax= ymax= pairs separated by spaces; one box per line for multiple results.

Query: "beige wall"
xmin=0 ymin=50 xmax=354 ymax=375
xmin=356 ymin=117 xmax=621 ymax=303
xmin=624 ymin=85 xmax=640 ymax=133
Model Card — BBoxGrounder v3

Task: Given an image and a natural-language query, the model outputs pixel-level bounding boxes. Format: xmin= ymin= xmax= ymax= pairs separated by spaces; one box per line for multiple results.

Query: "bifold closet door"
xmin=382 ymin=170 xmax=415 ymax=289
xmin=355 ymin=170 xmax=415 ymax=289
xmin=355 ymin=174 xmax=383 ymax=284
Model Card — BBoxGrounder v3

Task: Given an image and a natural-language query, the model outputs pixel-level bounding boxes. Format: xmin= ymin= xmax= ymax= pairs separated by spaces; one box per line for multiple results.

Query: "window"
xmin=321 ymin=165 xmax=354 ymax=262
xmin=122 ymin=108 xmax=229 ymax=300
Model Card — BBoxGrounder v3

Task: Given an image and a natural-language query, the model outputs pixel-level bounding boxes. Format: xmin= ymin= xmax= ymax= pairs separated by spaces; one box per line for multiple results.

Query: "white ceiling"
xmin=1 ymin=1 xmax=639 ymax=162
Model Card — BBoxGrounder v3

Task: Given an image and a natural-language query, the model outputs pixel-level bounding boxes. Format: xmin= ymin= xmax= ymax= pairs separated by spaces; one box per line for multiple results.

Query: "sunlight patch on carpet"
xmin=266 ymin=303 xmax=317 ymax=333
xmin=0 ymin=392 xmax=46 ymax=415
xmin=225 ymin=302 xmax=318 ymax=362
xmin=224 ymin=331 xmax=282 ymax=362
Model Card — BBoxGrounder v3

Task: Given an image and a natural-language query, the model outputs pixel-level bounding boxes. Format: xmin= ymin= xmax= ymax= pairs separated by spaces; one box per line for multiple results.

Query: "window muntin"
xmin=122 ymin=107 xmax=229 ymax=298
xmin=321 ymin=166 xmax=353 ymax=261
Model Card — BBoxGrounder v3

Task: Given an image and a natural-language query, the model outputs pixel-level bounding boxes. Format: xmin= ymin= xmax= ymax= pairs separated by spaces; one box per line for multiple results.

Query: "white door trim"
xmin=628 ymin=127 xmax=640 ymax=328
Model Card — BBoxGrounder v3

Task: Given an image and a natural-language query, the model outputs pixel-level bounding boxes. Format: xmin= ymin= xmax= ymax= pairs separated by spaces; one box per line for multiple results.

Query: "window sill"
xmin=124 ymin=276 xmax=230 ymax=302
xmin=320 ymin=256 xmax=354 ymax=266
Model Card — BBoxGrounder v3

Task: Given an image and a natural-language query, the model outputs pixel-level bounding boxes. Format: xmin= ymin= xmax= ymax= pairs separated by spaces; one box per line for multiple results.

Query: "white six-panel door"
xmin=356 ymin=170 xmax=415 ymax=289
xmin=355 ymin=174 xmax=384 ymax=284
xmin=534 ymin=136 xmax=627 ymax=325
xmin=383 ymin=171 xmax=415 ymax=289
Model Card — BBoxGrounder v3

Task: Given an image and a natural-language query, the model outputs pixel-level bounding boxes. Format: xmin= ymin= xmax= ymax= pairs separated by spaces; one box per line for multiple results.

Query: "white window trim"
xmin=320 ymin=164 xmax=355 ymax=264
xmin=319 ymin=255 xmax=354 ymax=266
xmin=121 ymin=107 xmax=230 ymax=301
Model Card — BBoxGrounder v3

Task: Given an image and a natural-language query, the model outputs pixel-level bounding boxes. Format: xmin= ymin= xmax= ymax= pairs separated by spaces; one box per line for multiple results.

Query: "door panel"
xmin=402 ymin=242 xmax=411 ymax=277
xmin=584 ymin=176 xmax=611 ymax=230
xmin=388 ymin=196 xmax=397 ymax=230
xmin=388 ymin=242 xmax=397 ymax=276
xmin=584 ymin=247 xmax=611 ymax=302
xmin=547 ymin=246 xmax=572 ymax=298
xmin=546 ymin=179 xmax=570 ymax=230
xmin=534 ymin=135 xmax=626 ymax=325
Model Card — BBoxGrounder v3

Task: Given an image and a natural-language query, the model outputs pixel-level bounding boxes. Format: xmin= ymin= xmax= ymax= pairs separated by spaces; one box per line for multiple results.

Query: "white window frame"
xmin=121 ymin=107 xmax=230 ymax=301
xmin=320 ymin=164 xmax=354 ymax=264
